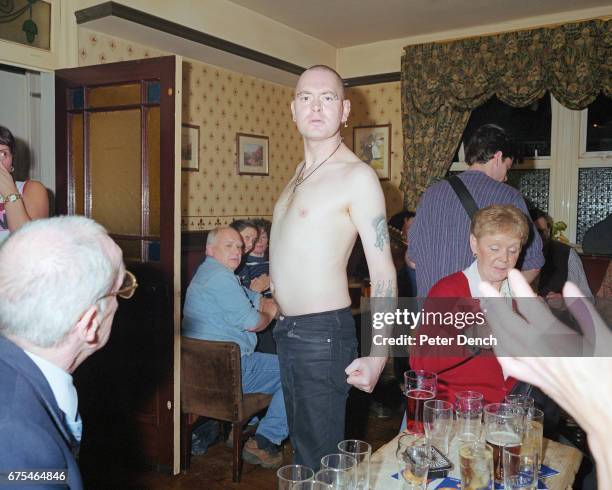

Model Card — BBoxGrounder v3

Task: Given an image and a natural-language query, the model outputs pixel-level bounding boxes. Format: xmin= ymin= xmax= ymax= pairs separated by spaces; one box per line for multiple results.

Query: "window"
xmin=453 ymin=94 xmax=552 ymax=162
xmin=582 ymin=93 xmax=612 ymax=154
xmin=447 ymin=93 xmax=611 ymax=244
xmin=576 ymin=167 xmax=612 ymax=243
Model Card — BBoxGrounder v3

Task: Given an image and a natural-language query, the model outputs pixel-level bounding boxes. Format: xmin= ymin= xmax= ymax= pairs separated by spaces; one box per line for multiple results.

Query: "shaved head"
xmin=297 ymin=65 xmax=345 ymax=99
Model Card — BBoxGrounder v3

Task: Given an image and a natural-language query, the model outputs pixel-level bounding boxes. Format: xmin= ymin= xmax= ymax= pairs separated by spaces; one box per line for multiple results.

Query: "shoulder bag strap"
xmin=446 ymin=175 xmax=479 ymax=220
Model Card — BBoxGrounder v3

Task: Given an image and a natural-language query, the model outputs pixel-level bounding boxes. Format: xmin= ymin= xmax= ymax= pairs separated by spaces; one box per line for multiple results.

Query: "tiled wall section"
xmin=78 ymin=28 xmax=301 ymax=231
xmin=77 ymin=29 xmax=406 ymax=228
xmin=341 ymin=82 xmax=405 ymax=216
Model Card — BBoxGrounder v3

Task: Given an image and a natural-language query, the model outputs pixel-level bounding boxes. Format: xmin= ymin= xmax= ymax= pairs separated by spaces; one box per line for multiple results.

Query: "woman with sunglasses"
xmin=0 ymin=126 xmax=48 ymax=242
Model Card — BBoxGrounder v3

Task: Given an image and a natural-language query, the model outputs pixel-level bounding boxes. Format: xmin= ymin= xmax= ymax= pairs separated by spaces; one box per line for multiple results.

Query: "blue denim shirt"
xmin=182 ymin=257 xmax=261 ymax=356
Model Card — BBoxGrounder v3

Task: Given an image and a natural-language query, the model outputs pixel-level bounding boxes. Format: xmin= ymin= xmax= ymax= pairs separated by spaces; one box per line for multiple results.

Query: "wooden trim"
xmin=344 ymin=72 xmax=401 ymax=87
xmin=55 ymin=56 xmax=178 ymax=471
xmin=109 ymin=233 xmax=160 ymax=241
xmin=75 ymin=1 xmax=306 ymax=76
xmin=55 ymin=77 xmax=68 ymax=215
xmin=68 ymin=103 xmax=155 ymax=113
xmin=84 ymin=109 xmax=92 ymax=218
xmin=73 ymin=3 xmax=405 ymax=89
xmin=140 ymin=90 xmax=150 ymax=261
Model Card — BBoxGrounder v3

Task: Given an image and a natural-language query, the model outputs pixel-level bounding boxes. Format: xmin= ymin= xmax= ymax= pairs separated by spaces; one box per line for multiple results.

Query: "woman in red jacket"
xmin=410 ymin=205 xmax=530 ymax=404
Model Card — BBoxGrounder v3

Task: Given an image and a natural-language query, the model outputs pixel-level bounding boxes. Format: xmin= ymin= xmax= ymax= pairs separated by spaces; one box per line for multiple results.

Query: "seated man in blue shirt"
xmin=182 ymin=226 xmax=287 ymax=469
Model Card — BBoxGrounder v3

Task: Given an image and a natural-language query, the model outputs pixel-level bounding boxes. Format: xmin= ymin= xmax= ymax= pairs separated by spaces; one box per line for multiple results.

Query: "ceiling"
xmin=228 ymin=0 xmax=612 ymax=47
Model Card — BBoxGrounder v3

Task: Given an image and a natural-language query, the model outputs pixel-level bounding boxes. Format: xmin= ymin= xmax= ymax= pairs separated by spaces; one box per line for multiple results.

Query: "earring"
xmin=343 ymin=121 xmax=348 ymax=128
xmin=473 ymin=253 xmax=477 ymax=258
xmin=9 ymin=166 xmax=14 ymax=173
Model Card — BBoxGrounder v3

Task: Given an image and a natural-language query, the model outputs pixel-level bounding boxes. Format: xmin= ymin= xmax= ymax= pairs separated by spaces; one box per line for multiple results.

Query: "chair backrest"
xmin=180 ymin=230 xmax=209 ymax=308
xmin=181 ymin=337 xmax=244 ymax=422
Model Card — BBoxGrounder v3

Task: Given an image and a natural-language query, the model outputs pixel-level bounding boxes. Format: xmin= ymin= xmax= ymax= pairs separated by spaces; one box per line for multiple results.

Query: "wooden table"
xmin=369 ymin=433 xmax=582 ymax=489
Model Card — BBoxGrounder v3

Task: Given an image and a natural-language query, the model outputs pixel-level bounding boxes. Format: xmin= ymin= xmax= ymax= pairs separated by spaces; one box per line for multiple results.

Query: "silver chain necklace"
xmin=292 ymin=139 xmax=343 ymax=193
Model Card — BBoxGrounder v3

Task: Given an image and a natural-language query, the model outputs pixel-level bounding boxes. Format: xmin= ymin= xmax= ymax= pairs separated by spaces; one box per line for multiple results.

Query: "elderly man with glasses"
xmin=0 ymin=216 xmax=134 ymax=489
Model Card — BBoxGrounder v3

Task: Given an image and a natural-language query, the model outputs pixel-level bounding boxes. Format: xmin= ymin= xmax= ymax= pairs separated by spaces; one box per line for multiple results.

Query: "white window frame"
xmin=450 ymin=94 xmax=612 ymax=244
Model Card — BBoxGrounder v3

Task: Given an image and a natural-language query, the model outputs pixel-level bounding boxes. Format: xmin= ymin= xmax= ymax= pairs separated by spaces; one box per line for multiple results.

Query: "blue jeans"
xmin=241 ymin=352 xmax=288 ymax=445
xmin=274 ymin=307 xmax=358 ymax=470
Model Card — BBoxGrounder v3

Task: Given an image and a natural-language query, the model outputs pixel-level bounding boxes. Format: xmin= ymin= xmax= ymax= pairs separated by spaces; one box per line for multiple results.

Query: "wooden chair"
xmin=180 ymin=338 xmax=272 ymax=482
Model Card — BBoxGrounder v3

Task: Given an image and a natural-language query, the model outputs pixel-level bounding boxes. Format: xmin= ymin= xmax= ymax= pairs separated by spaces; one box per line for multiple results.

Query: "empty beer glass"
xmin=338 ymin=439 xmax=371 ymax=490
xmin=505 ymin=394 xmax=534 ymax=412
xmin=291 ymin=483 xmax=333 ymax=490
xmin=314 ymin=469 xmax=355 ymax=490
xmin=278 ymin=465 xmax=314 ymax=489
xmin=423 ymin=399 xmax=453 ymax=456
xmin=455 ymin=391 xmax=484 ymax=443
xmin=503 ymin=444 xmax=539 ymax=489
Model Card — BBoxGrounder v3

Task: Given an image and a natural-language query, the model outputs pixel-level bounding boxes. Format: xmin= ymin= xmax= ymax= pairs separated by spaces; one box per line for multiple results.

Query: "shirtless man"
xmin=270 ymin=65 xmax=397 ymax=469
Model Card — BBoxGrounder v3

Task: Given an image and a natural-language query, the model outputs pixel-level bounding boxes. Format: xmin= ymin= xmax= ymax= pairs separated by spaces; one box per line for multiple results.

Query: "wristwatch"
xmin=0 ymin=193 xmax=22 ymax=204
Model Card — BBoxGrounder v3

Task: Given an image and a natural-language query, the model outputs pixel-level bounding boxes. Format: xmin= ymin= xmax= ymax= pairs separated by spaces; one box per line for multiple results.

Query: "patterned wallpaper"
xmin=77 ymin=29 xmax=406 ymax=229
xmin=341 ymin=82 xmax=405 ymax=217
xmin=78 ymin=28 xmax=167 ymax=64
xmin=180 ymin=62 xmax=301 ymax=230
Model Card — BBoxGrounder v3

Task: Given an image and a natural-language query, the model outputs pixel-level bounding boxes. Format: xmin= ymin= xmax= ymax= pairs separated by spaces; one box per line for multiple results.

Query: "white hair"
xmin=206 ymin=228 xmax=219 ymax=248
xmin=0 ymin=216 xmax=118 ymax=347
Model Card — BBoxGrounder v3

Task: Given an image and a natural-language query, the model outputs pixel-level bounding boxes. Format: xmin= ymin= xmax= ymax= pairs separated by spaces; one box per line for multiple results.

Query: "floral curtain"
xmin=401 ymin=19 xmax=612 ymax=208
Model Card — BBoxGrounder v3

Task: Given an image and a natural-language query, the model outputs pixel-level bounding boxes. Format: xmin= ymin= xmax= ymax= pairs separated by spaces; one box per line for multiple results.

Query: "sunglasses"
xmin=98 ymin=270 xmax=138 ymax=301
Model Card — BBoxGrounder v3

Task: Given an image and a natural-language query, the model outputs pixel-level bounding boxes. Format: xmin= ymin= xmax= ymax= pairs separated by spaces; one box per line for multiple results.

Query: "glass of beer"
xmin=459 ymin=441 xmax=494 ymax=490
xmin=423 ymin=399 xmax=453 ymax=456
xmin=277 ymin=465 xmax=314 ymax=489
xmin=455 ymin=391 xmax=484 ymax=443
xmin=503 ymin=444 xmax=539 ymax=489
xmin=396 ymin=433 xmax=431 ymax=490
xmin=522 ymin=408 xmax=544 ymax=470
xmin=484 ymin=403 xmax=524 ymax=484
xmin=404 ymin=370 xmax=437 ymax=434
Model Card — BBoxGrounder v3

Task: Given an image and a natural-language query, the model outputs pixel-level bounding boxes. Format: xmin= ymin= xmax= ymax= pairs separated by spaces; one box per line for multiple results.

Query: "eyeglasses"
xmin=98 ymin=270 xmax=138 ymax=301
xmin=0 ymin=150 xmax=12 ymax=161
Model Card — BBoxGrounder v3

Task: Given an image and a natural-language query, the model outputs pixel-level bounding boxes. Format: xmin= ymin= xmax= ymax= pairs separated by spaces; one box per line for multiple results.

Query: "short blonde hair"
xmin=470 ymin=205 xmax=529 ymax=245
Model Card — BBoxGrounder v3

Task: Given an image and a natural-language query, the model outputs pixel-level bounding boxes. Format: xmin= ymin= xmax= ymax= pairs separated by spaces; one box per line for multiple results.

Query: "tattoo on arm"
xmin=373 ymin=215 xmax=390 ymax=251
xmin=373 ymin=279 xmax=396 ymax=297
xmin=386 ymin=280 xmax=396 ymax=297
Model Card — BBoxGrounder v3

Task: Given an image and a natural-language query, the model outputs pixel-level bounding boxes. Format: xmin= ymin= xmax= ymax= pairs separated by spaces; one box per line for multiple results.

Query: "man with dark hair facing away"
xmin=408 ymin=124 xmax=544 ymax=297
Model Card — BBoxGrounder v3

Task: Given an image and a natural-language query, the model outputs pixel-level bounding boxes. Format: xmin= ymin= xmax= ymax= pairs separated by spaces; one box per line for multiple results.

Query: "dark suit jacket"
xmin=0 ymin=335 xmax=82 ymax=489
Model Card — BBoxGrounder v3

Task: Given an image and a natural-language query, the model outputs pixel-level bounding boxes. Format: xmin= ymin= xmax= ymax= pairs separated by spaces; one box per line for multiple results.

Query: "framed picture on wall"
xmin=236 ymin=133 xmax=269 ymax=175
xmin=181 ymin=124 xmax=199 ymax=171
xmin=353 ymin=124 xmax=391 ymax=180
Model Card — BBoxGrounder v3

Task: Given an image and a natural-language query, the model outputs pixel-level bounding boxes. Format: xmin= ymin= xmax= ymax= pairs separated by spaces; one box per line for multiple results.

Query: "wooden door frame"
xmin=54 ymin=55 xmax=181 ymax=474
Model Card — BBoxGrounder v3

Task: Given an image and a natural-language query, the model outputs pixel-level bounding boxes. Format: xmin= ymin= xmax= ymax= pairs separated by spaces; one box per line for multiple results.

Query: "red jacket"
xmin=410 ymin=271 xmax=516 ymax=404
